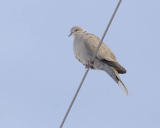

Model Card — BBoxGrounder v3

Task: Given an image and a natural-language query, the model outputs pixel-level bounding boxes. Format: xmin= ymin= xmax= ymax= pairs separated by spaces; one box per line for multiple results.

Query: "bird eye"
xmin=75 ymin=29 xmax=78 ymax=32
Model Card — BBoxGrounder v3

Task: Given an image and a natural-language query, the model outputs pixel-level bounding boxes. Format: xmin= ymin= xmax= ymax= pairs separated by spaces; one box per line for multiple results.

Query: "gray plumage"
xmin=69 ymin=26 xmax=128 ymax=95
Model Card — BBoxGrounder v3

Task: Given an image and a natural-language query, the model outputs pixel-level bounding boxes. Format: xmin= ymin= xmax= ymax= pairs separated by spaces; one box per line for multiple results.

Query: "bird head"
xmin=68 ymin=26 xmax=86 ymax=37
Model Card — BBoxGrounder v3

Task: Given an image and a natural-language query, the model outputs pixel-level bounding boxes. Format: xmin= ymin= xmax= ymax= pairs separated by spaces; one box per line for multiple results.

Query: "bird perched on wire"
xmin=69 ymin=26 xmax=128 ymax=96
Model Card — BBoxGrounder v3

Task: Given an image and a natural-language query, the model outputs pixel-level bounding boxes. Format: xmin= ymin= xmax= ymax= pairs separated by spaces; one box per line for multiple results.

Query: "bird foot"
xmin=85 ymin=61 xmax=94 ymax=69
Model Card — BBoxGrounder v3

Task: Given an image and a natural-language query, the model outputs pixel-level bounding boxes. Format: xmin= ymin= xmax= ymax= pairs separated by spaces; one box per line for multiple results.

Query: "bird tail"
xmin=114 ymin=70 xmax=128 ymax=96
xmin=95 ymin=59 xmax=128 ymax=95
xmin=118 ymin=79 xmax=128 ymax=96
xmin=102 ymin=64 xmax=128 ymax=96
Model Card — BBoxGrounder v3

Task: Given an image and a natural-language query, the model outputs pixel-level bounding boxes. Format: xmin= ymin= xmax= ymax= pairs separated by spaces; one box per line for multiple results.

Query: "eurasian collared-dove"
xmin=69 ymin=26 xmax=128 ymax=96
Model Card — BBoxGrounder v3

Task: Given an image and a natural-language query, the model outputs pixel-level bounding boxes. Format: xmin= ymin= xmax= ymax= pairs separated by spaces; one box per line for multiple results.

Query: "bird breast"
xmin=73 ymin=35 xmax=91 ymax=65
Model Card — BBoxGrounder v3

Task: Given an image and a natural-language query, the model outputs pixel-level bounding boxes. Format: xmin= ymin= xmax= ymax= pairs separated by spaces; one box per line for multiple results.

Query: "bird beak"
xmin=68 ymin=32 xmax=72 ymax=37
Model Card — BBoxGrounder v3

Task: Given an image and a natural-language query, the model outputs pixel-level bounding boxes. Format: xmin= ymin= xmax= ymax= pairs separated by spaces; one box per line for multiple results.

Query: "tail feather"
xmin=114 ymin=69 xmax=128 ymax=96
xmin=95 ymin=59 xmax=128 ymax=95
xmin=118 ymin=80 xmax=128 ymax=96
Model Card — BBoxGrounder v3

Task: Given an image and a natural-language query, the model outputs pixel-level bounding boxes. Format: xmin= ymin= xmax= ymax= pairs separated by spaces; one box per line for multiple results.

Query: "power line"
xmin=59 ymin=0 xmax=122 ymax=128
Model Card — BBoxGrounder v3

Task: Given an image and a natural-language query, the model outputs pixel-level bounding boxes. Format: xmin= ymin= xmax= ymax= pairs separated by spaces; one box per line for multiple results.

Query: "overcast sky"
xmin=0 ymin=0 xmax=160 ymax=128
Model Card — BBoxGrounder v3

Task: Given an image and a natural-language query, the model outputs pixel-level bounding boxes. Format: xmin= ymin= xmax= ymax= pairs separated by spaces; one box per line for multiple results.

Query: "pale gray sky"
xmin=0 ymin=0 xmax=160 ymax=128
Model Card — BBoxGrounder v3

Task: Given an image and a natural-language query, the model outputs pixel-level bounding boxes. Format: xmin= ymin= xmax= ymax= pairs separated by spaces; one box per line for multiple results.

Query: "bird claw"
xmin=85 ymin=61 xmax=94 ymax=69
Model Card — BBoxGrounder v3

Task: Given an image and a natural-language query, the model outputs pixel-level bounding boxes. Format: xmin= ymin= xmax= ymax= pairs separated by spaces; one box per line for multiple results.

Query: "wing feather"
xmin=82 ymin=33 xmax=117 ymax=62
xmin=82 ymin=33 xmax=126 ymax=73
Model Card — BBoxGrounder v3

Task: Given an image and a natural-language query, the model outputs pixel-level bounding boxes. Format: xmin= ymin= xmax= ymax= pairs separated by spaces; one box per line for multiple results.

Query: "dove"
xmin=69 ymin=26 xmax=128 ymax=96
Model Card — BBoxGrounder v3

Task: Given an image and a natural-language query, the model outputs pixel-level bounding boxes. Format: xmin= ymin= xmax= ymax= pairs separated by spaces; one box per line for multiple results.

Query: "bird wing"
xmin=83 ymin=33 xmax=117 ymax=62
xmin=82 ymin=33 xmax=126 ymax=73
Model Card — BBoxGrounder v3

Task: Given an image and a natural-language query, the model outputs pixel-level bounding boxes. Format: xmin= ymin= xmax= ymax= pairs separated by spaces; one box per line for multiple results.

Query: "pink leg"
xmin=85 ymin=61 xmax=94 ymax=69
